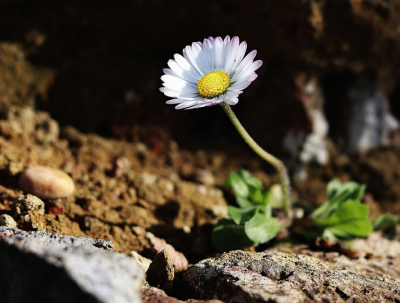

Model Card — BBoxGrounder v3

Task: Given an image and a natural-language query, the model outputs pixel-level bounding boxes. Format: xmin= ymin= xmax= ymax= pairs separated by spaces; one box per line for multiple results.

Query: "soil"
xmin=0 ymin=103 xmax=397 ymax=264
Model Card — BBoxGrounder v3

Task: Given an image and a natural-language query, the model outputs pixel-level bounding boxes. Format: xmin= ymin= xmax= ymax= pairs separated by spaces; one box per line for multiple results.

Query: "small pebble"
xmin=14 ymin=194 xmax=45 ymax=215
xmin=19 ymin=165 xmax=75 ymax=199
xmin=0 ymin=214 xmax=17 ymax=228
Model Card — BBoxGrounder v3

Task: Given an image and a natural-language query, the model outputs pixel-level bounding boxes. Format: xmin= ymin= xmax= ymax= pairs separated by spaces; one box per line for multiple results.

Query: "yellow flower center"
xmin=197 ymin=70 xmax=230 ymax=98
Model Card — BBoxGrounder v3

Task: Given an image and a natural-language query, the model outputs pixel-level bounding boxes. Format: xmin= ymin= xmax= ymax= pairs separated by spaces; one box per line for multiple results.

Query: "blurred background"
xmin=2 ymin=0 xmax=400 ymax=211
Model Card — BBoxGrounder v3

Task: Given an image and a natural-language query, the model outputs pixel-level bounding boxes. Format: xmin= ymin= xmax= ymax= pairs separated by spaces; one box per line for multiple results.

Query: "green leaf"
xmin=212 ymin=218 xmax=254 ymax=251
xmin=314 ymin=200 xmax=373 ymax=238
xmin=312 ymin=179 xmax=365 ymax=219
xmin=235 ymin=195 xmax=254 ymax=208
xmin=228 ymin=206 xmax=256 ymax=225
xmin=225 ymin=172 xmax=249 ymax=197
xmin=373 ymin=214 xmax=397 ymax=231
xmin=250 ymin=188 xmax=264 ymax=204
xmin=238 ymin=170 xmax=263 ymax=191
xmin=244 ymin=211 xmax=281 ymax=246
xmin=330 ymin=219 xmax=372 ymax=237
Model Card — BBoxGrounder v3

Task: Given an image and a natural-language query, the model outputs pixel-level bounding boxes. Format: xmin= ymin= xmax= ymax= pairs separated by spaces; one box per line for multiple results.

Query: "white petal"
xmin=174 ymin=54 xmax=202 ymax=79
xmin=230 ymin=74 xmax=258 ymax=90
xmin=225 ymin=97 xmax=239 ymax=105
xmin=224 ymin=36 xmax=240 ymax=74
xmin=202 ymin=38 xmax=215 ymax=72
xmin=183 ymin=44 xmax=206 ymax=76
xmin=213 ymin=37 xmax=224 ymax=70
xmin=166 ymin=98 xmax=188 ymax=104
xmin=168 ymin=60 xmax=198 ymax=83
xmin=163 ymin=68 xmax=177 ymax=77
xmin=223 ymin=36 xmax=230 ymax=46
xmin=233 ymin=60 xmax=262 ymax=81
xmin=161 ymin=75 xmax=197 ymax=92
xmin=160 ymin=87 xmax=199 ymax=99
xmin=193 ymin=41 xmax=211 ymax=72
xmin=226 ymin=90 xmax=242 ymax=97
xmin=175 ymin=101 xmax=206 ymax=110
xmin=231 ymin=50 xmax=257 ymax=81
xmin=229 ymin=41 xmax=247 ymax=75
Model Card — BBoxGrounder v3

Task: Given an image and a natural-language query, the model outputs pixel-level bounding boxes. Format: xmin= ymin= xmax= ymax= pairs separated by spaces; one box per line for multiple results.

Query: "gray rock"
xmin=0 ymin=227 xmax=144 ymax=303
xmin=184 ymin=250 xmax=400 ymax=303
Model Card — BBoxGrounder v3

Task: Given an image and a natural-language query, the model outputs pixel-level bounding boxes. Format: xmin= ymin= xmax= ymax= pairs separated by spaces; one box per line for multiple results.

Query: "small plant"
xmin=373 ymin=213 xmax=397 ymax=233
xmin=212 ymin=170 xmax=281 ymax=252
xmin=310 ymin=179 xmax=373 ymax=241
xmin=160 ymin=36 xmax=292 ymax=221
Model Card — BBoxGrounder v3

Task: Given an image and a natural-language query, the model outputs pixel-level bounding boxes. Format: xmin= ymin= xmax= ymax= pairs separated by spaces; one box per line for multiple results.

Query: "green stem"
xmin=220 ymin=102 xmax=292 ymax=220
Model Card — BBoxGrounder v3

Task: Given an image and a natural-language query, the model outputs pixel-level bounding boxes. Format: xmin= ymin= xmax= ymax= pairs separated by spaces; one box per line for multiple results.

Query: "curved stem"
xmin=220 ymin=102 xmax=292 ymax=220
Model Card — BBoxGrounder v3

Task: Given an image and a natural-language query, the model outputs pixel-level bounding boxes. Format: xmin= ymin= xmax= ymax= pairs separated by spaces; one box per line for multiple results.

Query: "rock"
xmin=0 ymin=227 xmax=144 ymax=303
xmin=12 ymin=194 xmax=46 ymax=230
xmin=18 ymin=165 xmax=75 ymax=199
xmin=193 ymin=169 xmax=215 ymax=186
xmin=111 ymin=156 xmax=131 ymax=177
xmin=184 ymin=250 xmax=400 ymax=303
xmin=147 ymin=232 xmax=189 ymax=270
xmin=13 ymin=194 xmax=45 ymax=215
xmin=0 ymin=214 xmax=17 ymax=228
xmin=130 ymin=250 xmax=152 ymax=272
xmin=141 ymin=284 xmax=225 ymax=303
xmin=146 ymin=250 xmax=174 ymax=291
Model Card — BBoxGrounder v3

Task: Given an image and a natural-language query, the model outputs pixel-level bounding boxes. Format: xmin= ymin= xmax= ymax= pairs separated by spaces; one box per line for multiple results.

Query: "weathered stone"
xmin=11 ymin=194 xmax=46 ymax=230
xmin=0 ymin=214 xmax=17 ymax=228
xmin=14 ymin=194 xmax=45 ymax=215
xmin=146 ymin=249 xmax=174 ymax=291
xmin=0 ymin=227 xmax=144 ymax=303
xmin=184 ymin=250 xmax=400 ymax=303
xmin=130 ymin=250 xmax=152 ymax=272
xmin=141 ymin=284 xmax=225 ymax=303
xmin=147 ymin=232 xmax=189 ymax=270
xmin=19 ymin=165 xmax=75 ymax=199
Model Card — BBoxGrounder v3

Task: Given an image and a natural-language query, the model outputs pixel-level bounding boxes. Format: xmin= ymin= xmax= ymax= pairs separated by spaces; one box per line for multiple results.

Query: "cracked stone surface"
xmin=0 ymin=227 xmax=144 ymax=303
xmin=184 ymin=250 xmax=400 ymax=303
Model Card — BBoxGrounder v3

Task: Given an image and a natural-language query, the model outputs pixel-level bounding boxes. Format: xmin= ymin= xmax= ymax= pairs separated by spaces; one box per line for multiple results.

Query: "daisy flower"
xmin=160 ymin=36 xmax=262 ymax=110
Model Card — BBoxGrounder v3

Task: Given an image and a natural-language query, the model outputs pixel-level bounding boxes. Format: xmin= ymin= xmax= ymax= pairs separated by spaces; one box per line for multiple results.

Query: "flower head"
xmin=160 ymin=36 xmax=262 ymax=110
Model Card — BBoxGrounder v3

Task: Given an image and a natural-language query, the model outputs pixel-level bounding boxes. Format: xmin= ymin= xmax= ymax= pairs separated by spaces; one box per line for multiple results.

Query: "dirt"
xmin=0 ymin=104 xmax=279 ymax=262
xmin=0 ymin=102 xmax=397 ymax=264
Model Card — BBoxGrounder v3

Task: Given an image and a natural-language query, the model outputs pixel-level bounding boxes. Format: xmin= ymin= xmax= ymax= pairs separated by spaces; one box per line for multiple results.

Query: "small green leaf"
xmin=225 ymin=172 xmax=249 ymax=197
xmin=373 ymin=214 xmax=397 ymax=231
xmin=212 ymin=218 xmax=254 ymax=251
xmin=235 ymin=195 xmax=254 ymax=208
xmin=314 ymin=200 xmax=373 ymax=238
xmin=263 ymin=192 xmax=271 ymax=206
xmin=326 ymin=179 xmax=343 ymax=200
xmin=331 ymin=219 xmax=372 ymax=237
xmin=250 ymin=188 xmax=264 ymax=204
xmin=228 ymin=206 xmax=256 ymax=225
xmin=238 ymin=170 xmax=263 ymax=191
xmin=244 ymin=211 xmax=281 ymax=245
xmin=312 ymin=179 xmax=365 ymax=219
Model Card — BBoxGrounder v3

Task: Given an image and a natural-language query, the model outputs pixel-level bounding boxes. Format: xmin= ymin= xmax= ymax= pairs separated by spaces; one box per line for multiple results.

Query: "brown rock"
xmin=147 ymin=232 xmax=189 ymax=270
xmin=19 ymin=165 xmax=75 ymax=199
xmin=146 ymin=250 xmax=174 ymax=291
